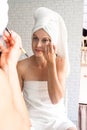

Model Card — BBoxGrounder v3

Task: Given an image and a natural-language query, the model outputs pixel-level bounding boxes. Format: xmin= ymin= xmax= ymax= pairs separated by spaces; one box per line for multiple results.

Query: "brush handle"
xmin=5 ymin=27 xmax=11 ymax=35
xmin=20 ymin=47 xmax=28 ymax=57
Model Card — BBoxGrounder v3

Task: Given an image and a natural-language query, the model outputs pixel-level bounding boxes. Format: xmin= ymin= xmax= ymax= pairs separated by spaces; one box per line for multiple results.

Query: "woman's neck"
xmin=33 ymin=55 xmax=47 ymax=68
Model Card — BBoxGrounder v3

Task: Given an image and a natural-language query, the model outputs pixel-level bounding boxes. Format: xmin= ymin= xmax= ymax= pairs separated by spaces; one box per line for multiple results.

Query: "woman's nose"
xmin=36 ymin=40 xmax=42 ymax=47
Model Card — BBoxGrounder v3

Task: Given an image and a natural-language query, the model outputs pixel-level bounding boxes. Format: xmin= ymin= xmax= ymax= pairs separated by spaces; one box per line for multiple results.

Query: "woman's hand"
xmin=0 ymin=30 xmax=22 ymax=71
xmin=44 ymin=43 xmax=56 ymax=64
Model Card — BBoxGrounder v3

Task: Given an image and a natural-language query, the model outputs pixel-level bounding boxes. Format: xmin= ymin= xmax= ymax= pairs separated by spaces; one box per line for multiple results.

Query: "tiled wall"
xmin=8 ymin=0 xmax=83 ymax=125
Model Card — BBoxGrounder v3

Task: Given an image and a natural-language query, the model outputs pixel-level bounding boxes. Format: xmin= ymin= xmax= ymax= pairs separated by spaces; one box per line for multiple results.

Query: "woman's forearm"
xmin=7 ymin=64 xmax=31 ymax=127
xmin=47 ymin=63 xmax=64 ymax=104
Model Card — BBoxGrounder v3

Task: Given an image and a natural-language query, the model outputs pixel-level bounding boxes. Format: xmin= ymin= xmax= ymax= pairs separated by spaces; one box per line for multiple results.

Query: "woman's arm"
xmin=45 ymin=43 xmax=67 ymax=104
xmin=7 ymin=64 xmax=31 ymax=127
xmin=0 ymin=69 xmax=30 ymax=130
xmin=0 ymin=30 xmax=31 ymax=129
xmin=47 ymin=56 xmax=66 ymax=104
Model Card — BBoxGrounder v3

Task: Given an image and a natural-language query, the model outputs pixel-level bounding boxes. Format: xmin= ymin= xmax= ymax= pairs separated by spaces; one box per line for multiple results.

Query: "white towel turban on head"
xmin=32 ymin=7 xmax=70 ymax=74
xmin=32 ymin=7 xmax=68 ymax=57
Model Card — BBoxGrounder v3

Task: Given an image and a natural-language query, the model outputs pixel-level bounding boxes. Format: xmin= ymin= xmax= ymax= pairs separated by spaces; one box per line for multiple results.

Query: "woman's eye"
xmin=32 ymin=37 xmax=38 ymax=41
xmin=33 ymin=37 xmax=36 ymax=40
xmin=42 ymin=39 xmax=49 ymax=43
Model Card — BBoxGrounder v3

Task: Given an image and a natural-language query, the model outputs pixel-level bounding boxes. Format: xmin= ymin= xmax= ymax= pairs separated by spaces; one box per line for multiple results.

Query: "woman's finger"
xmin=48 ymin=43 xmax=55 ymax=54
xmin=0 ymin=43 xmax=5 ymax=51
xmin=53 ymin=44 xmax=56 ymax=54
xmin=44 ymin=45 xmax=47 ymax=54
xmin=3 ymin=31 xmax=22 ymax=50
xmin=0 ymin=43 xmax=8 ymax=53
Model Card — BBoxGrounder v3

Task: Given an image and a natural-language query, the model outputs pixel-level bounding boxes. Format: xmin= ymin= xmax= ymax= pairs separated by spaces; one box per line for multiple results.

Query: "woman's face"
xmin=32 ymin=29 xmax=51 ymax=57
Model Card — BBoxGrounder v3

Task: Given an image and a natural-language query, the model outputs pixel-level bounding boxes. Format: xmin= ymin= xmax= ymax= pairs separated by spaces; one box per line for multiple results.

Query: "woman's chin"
xmin=34 ymin=52 xmax=43 ymax=57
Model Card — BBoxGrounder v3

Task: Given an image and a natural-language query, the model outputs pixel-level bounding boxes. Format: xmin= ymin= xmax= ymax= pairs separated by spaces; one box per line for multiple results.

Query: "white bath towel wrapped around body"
xmin=23 ymin=81 xmax=76 ymax=130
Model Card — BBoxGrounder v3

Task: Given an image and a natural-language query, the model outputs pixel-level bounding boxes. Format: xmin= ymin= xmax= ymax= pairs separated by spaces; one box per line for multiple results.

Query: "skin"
xmin=0 ymin=31 xmax=31 ymax=130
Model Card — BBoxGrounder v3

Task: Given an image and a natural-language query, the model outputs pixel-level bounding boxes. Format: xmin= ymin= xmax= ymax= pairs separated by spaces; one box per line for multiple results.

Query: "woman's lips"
xmin=35 ymin=48 xmax=43 ymax=53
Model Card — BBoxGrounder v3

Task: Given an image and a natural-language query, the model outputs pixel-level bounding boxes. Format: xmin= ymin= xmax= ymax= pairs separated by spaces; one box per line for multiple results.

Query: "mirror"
xmin=8 ymin=0 xmax=83 ymax=126
xmin=79 ymin=0 xmax=87 ymax=129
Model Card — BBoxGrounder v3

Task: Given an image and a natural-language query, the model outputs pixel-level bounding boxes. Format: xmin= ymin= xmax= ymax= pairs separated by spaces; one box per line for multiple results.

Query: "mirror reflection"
xmin=8 ymin=0 xmax=83 ymax=129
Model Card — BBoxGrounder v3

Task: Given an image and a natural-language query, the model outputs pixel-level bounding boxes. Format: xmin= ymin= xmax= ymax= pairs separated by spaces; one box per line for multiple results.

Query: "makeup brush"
xmin=5 ymin=27 xmax=29 ymax=57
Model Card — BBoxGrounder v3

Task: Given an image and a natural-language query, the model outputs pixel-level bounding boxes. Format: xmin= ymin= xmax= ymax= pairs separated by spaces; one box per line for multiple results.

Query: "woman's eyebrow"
xmin=33 ymin=34 xmax=51 ymax=40
xmin=33 ymin=33 xmax=37 ymax=36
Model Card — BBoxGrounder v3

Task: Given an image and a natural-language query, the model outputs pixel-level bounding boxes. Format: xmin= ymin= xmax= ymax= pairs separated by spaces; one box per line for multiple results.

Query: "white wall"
xmin=83 ymin=0 xmax=87 ymax=29
xmin=8 ymin=0 xmax=83 ymax=125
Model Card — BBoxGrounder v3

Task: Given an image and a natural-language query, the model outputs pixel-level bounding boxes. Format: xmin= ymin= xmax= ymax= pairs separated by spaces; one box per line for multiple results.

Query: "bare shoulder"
xmin=17 ymin=57 xmax=30 ymax=74
xmin=17 ymin=55 xmax=34 ymax=73
xmin=17 ymin=58 xmax=26 ymax=69
xmin=17 ymin=58 xmax=29 ymax=67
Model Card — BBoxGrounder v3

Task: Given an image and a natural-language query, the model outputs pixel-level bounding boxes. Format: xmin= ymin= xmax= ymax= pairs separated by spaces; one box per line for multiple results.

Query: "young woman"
xmin=17 ymin=7 xmax=77 ymax=130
